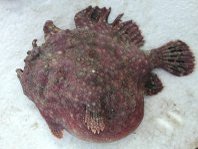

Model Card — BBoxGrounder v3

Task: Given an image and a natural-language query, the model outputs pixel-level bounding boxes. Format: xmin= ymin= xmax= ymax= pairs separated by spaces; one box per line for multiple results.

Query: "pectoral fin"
xmin=84 ymin=104 xmax=105 ymax=134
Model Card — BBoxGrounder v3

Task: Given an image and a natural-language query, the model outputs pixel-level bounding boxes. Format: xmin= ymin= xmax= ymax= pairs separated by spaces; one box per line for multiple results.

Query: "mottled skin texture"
xmin=16 ymin=6 xmax=195 ymax=142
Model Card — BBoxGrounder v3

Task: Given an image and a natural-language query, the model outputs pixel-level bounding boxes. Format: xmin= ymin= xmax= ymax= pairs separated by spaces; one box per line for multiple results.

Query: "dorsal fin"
xmin=74 ymin=6 xmax=111 ymax=29
xmin=112 ymin=17 xmax=144 ymax=47
xmin=74 ymin=6 xmax=144 ymax=47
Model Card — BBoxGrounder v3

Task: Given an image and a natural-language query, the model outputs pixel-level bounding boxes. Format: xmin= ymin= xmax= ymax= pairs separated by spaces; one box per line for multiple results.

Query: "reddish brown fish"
xmin=16 ymin=6 xmax=195 ymax=142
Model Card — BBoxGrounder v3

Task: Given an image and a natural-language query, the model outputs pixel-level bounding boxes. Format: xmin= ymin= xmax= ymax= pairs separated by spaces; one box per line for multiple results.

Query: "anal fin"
xmin=144 ymin=73 xmax=163 ymax=95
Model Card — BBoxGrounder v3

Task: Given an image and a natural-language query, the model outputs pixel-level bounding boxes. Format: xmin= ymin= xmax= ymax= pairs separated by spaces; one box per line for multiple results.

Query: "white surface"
xmin=0 ymin=0 xmax=198 ymax=149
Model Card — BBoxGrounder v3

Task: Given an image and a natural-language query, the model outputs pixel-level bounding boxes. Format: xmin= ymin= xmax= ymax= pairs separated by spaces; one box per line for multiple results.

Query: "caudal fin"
xmin=149 ymin=40 xmax=195 ymax=76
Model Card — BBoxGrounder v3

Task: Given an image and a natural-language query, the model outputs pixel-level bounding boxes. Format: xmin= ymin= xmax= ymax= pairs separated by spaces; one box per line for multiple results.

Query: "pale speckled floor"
xmin=0 ymin=0 xmax=198 ymax=149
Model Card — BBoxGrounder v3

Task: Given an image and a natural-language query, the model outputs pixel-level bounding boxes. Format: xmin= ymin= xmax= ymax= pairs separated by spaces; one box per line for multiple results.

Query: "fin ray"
xmin=74 ymin=6 xmax=144 ymax=47
xmin=84 ymin=104 xmax=105 ymax=134
xmin=149 ymin=40 xmax=195 ymax=76
xmin=144 ymin=73 xmax=163 ymax=95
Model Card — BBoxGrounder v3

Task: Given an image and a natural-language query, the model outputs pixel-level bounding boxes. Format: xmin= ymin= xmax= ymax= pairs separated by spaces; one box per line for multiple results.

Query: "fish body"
xmin=16 ymin=6 xmax=195 ymax=142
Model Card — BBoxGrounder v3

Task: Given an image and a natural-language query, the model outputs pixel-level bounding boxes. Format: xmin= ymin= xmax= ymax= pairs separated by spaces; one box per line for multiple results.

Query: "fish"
xmin=16 ymin=6 xmax=195 ymax=142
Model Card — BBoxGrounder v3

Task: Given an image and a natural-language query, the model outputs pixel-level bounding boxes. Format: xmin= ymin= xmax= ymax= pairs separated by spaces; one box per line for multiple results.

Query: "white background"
xmin=0 ymin=0 xmax=198 ymax=149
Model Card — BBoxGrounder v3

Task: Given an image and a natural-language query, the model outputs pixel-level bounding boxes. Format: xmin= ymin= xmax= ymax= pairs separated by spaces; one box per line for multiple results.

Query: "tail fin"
xmin=149 ymin=40 xmax=195 ymax=76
